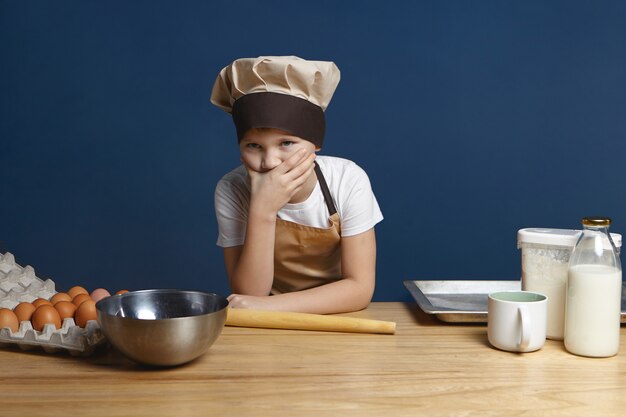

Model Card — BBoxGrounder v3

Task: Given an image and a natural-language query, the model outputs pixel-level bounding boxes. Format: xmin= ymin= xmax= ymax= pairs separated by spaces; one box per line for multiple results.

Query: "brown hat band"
xmin=232 ymin=92 xmax=326 ymax=148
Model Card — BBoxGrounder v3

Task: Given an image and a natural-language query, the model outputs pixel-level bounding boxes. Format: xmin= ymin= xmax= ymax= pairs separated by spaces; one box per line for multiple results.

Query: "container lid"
xmin=517 ymin=228 xmax=622 ymax=248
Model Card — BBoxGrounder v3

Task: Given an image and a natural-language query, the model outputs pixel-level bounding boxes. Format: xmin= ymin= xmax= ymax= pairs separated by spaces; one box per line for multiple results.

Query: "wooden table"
xmin=1 ymin=302 xmax=625 ymax=416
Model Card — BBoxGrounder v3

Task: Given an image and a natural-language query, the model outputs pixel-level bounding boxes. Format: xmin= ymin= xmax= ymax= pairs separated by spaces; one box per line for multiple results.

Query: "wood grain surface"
xmin=225 ymin=307 xmax=397 ymax=334
xmin=0 ymin=302 xmax=624 ymax=417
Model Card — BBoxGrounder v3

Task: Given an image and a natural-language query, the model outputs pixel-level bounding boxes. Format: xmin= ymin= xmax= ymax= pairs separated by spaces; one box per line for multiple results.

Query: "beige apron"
xmin=271 ymin=163 xmax=342 ymax=294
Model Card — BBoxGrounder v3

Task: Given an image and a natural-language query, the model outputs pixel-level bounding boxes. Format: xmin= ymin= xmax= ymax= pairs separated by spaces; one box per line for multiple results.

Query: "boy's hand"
xmin=227 ymin=293 xmax=279 ymax=310
xmin=245 ymin=149 xmax=316 ymax=215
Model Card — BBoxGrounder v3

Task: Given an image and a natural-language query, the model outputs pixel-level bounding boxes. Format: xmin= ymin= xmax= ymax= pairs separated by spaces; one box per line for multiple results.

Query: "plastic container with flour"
xmin=517 ymin=228 xmax=622 ymax=340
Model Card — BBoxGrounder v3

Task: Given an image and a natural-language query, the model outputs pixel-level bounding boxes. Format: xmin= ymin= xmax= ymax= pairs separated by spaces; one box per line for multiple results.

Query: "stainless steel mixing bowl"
xmin=96 ymin=290 xmax=228 ymax=366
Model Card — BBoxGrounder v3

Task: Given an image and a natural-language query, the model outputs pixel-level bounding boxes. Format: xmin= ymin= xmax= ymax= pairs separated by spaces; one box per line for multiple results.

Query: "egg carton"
xmin=0 ymin=252 xmax=57 ymax=308
xmin=0 ymin=318 xmax=105 ymax=356
xmin=0 ymin=252 xmax=106 ymax=356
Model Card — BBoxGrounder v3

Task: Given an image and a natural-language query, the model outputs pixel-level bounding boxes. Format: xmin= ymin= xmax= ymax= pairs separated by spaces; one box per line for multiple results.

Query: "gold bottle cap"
xmin=582 ymin=216 xmax=611 ymax=227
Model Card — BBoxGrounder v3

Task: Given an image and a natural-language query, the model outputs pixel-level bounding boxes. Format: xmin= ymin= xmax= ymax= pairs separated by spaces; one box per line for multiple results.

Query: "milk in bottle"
xmin=564 ymin=217 xmax=622 ymax=358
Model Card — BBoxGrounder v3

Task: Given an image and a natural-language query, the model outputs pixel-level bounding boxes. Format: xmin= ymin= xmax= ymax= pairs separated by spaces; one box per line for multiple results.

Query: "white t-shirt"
xmin=214 ymin=155 xmax=383 ymax=247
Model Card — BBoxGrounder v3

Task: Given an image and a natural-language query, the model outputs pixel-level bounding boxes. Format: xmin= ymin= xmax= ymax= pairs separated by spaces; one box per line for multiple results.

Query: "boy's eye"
xmin=246 ymin=143 xmax=261 ymax=149
xmin=281 ymin=140 xmax=294 ymax=147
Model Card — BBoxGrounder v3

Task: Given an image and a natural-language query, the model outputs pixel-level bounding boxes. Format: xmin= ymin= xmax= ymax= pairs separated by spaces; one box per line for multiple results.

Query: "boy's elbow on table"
xmin=345 ymin=277 xmax=376 ymax=311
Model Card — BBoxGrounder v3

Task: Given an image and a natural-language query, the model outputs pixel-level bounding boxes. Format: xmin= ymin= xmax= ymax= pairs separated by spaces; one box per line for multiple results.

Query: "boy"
xmin=211 ymin=56 xmax=383 ymax=314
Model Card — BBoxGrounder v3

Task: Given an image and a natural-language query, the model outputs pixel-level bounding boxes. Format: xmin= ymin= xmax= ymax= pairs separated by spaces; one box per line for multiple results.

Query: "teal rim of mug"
xmin=489 ymin=291 xmax=547 ymax=303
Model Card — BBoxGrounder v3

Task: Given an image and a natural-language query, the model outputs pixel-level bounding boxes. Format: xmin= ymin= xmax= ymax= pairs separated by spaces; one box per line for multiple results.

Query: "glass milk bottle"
xmin=564 ymin=217 xmax=622 ymax=357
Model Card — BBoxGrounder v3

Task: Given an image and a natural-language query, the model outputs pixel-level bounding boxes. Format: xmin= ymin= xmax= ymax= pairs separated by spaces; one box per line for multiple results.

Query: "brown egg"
xmin=67 ymin=286 xmax=89 ymax=299
xmin=72 ymin=293 xmax=92 ymax=307
xmin=13 ymin=302 xmax=36 ymax=322
xmin=50 ymin=292 xmax=72 ymax=304
xmin=90 ymin=288 xmax=111 ymax=302
xmin=115 ymin=289 xmax=129 ymax=295
xmin=54 ymin=301 xmax=77 ymax=320
xmin=74 ymin=300 xmax=97 ymax=328
xmin=0 ymin=308 xmax=19 ymax=333
xmin=31 ymin=305 xmax=62 ymax=331
xmin=32 ymin=298 xmax=52 ymax=308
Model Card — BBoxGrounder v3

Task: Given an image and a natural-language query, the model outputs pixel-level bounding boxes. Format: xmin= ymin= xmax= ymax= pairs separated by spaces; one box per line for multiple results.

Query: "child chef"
xmin=211 ymin=56 xmax=383 ymax=314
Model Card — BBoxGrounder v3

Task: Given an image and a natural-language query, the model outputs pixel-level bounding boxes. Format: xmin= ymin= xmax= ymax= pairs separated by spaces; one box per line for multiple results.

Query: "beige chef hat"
xmin=210 ymin=56 xmax=340 ymax=148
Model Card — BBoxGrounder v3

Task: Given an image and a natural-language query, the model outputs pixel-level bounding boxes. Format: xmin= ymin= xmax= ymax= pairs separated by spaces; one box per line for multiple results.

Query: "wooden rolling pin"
xmin=225 ymin=308 xmax=396 ymax=334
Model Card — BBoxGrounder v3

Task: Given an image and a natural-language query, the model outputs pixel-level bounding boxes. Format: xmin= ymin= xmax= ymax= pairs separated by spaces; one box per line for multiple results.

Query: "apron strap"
xmin=314 ymin=162 xmax=337 ymax=216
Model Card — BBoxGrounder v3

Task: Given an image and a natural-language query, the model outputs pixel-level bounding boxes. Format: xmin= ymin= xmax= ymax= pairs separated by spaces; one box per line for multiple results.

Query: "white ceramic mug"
xmin=487 ymin=291 xmax=548 ymax=353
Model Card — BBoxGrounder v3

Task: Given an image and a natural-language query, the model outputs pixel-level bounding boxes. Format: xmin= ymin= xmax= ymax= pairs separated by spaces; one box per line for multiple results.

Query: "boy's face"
xmin=239 ymin=128 xmax=318 ymax=172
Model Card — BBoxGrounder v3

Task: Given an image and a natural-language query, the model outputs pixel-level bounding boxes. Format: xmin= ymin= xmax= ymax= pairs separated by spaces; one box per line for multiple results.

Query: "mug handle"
xmin=518 ymin=305 xmax=531 ymax=350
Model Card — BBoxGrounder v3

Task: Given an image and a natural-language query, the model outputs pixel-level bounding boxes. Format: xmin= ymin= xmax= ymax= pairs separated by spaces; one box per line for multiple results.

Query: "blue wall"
xmin=2 ymin=1 xmax=625 ymax=301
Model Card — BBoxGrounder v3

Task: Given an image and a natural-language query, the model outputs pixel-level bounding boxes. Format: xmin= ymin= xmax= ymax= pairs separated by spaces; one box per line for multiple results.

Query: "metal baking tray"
xmin=404 ymin=280 xmax=626 ymax=323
